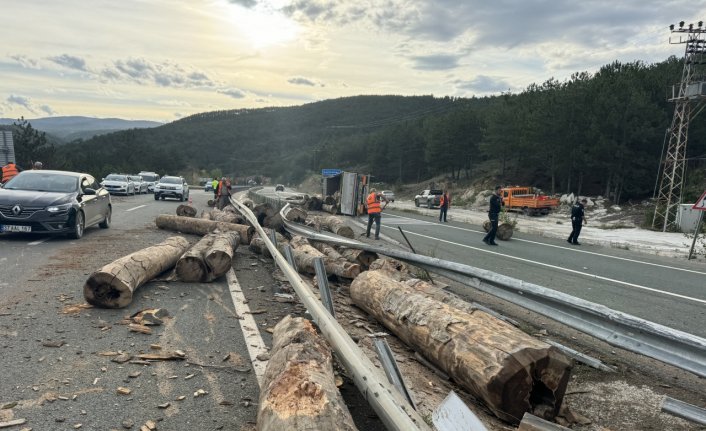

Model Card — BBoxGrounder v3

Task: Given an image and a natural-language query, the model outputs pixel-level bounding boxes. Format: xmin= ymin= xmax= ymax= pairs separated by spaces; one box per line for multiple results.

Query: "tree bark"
xmin=84 ymin=236 xmax=190 ymax=308
xmin=176 ymin=204 xmax=197 ymax=217
xmin=321 ymin=204 xmax=337 ymax=215
xmin=283 ymin=206 xmax=308 ymax=223
xmin=306 ymin=195 xmax=323 ymax=211
xmin=350 ymin=270 xmax=572 ymax=424
xmin=155 ymin=215 xmax=253 ymax=245
xmin=316 ymin=215 xmax=354 ymax=238
xmin=257 ymin=315 xmax=357 ymax=431
xmin=249 ymin=230 xmax=287 ymax=258
xmin=203 ymin=208 xmax=245 ymax=224
xmin=337 ymin=247 xmax=378 ymax=268
xmin=286 ymin=236 xmax=361 ymax=279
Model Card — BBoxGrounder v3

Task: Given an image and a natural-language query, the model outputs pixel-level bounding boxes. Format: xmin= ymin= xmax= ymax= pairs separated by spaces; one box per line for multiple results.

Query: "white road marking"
xmin=384 ymin=213 xmax=706 ymax=276
xmin=125 ymin=205 xmax=147 ymax=212
xmin=382 ymin=226 xmax=706 ymax=306
xmin=27 ymin=238 xmax=50 ymax=245
xmin=226 ymin=269 xmax=268 ymax=387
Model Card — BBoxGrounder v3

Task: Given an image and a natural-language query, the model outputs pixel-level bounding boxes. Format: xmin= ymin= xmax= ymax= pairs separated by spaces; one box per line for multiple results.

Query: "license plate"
xmin=1 ymin=225 xmax=31 ymax=233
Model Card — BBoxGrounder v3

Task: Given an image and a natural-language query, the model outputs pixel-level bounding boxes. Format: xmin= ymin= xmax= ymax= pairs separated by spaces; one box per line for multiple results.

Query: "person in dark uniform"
xmin=483 ymin=185 xmax=503 ymax=246
xmin=567 ymin=198 xmax=588 ymax=245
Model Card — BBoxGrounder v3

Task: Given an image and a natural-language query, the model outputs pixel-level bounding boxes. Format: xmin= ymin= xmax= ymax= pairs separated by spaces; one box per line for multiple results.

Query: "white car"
xmin=101 ymin=174 xmax=135 ymax=196
xmin=129 ymin=175 xmax=148 ymax=194
xmin=154 ymin=176 xmax=189 ymax=201
xmin=138 ymin=172 xmax=160 ymax=193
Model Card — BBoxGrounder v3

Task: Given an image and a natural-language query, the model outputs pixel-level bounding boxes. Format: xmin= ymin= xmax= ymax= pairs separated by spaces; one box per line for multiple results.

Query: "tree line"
xmin=8 ymin=55 xmax=706 ymax=202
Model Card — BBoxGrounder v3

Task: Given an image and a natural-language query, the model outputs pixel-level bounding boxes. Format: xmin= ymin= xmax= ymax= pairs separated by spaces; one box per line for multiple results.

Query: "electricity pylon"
xmin=653 ymin=21 xmax=706 ymax=231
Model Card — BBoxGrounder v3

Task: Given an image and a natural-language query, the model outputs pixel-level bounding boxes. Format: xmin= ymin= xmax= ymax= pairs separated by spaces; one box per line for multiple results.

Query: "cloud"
xmin=287 ymin=76 xmax=319 ymax=86
xmin=101 ymin=57 xmax=215 ymax=88
xmin=455 ymin=75 xmax=512 ymax=93
xmin=7 ymin=94 xmax=55 ymax=115
xmin=227 ymin=0 xmax=258 ymax=7
xmin=48 ymin=54 xmax=88 ymax=71
xmin=410 ymin=54 xmax=460 ymax=71
xmin=9 ymin=54 xmax=40 ymax=69
xmin=218 ymin=88 xmax=247 ymax=99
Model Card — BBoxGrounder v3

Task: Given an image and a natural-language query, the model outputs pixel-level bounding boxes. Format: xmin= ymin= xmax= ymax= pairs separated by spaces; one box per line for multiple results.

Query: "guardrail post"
xmin=314 ymin=257 xmax=335 ymax=318
xmin=373 ymin=337 xmax=416 ymax=410
xmin=283 ymin=245 xmax=298 ymax=272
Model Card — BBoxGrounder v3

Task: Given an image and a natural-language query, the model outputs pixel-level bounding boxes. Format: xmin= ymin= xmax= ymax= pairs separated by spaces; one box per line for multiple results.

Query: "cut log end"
xmin=83 ymin=273 xmax=132 ymax=309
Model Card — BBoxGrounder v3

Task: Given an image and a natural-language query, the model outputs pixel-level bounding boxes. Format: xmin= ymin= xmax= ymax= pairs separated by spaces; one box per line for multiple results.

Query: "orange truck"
xmin=501 ymin=186 xmax=559 ymax=216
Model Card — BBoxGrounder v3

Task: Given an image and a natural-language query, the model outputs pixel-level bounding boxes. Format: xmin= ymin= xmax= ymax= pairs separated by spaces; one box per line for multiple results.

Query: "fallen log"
xmin=175 ymin=235 xmax=215 ymax=282
xmin=84 ymin=236 xmax=190 ymax=308
xmin=309 ymin=240 xmax=344 ymax=260
xmin=205 ymin=208 xmax=245 ymax=224
xmin=286 ymin=236 xmax=361 ymax=279
xmin=257 ymin=315 xmax=357 ymax=431
xmin=321 ymin=204 xmax=337 ymax=215
xmin=283 ymin=205 xmax=308 ymax=223
xmin=316 ymin=215 xmax=354 ymax=238
xmin=350 ymin=270 xmax=572 ymax=424
xmin=155 ymin=215 xmax=253 ymax=245
xmin=306 ymin=194 xmax=323 ymax=211
xmin=249 ymin=233 xmax=272 ymax=258
xmin=336 ymin=247 xmax=378 ymax=268
xmin=207 ymin=199 xmax=216 ymax=207
xmin=240 ymin=198 xmax=254 ymax=209
xmin=176 ymin=204 xmax=197 ymax=217
xmin=204 ymin=231 xmax=240 ymax=278
xmin=323 ymin=195 xmax=337 ymax=205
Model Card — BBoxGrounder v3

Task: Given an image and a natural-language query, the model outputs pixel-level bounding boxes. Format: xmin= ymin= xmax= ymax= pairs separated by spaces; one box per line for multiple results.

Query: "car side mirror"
xmin=83 ymin=188 xmax=97 ymax=195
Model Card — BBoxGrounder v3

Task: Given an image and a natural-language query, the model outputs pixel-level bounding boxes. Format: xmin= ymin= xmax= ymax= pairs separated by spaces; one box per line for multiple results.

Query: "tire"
xmin=99 ymin=206 xmax=111 ymax=229
xmin=523 ymin=207 xmax=531 ymax=216
xmin=415 ymin=199 xmax=420 ymax=207
xmin=154 ymin=194 xmax=159 ymax=200
xmin=179 ymin=194 xmax=184 ymax=202
xmin=69 ymin=211 xmax=85 ymax=239
xmin=160 ymin=195 xmax=165 ymax=200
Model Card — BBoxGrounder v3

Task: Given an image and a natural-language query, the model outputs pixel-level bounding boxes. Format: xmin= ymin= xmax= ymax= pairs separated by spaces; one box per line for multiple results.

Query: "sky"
xmin=0 ymin=1 xmax=702 ymax=122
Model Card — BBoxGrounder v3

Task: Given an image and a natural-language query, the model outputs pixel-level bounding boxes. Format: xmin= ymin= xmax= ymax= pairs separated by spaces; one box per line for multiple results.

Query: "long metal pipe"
xmin=230 ymin=197 xmax=431 ymax=431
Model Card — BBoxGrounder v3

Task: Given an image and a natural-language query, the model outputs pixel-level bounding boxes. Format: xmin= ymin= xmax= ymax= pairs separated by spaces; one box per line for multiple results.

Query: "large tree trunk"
xmin=202 ymin=208 xmax=246 ymax=224
xmin=84 ymin=236 xmax=190 ymax=308
xmin=205 ymin=231 xmax=240 ymax=278
xmin=257 ymin=316 xmax=357 ymax=431
xmin=350 ymin=270 xmax=572 ymax=424
xmin=286 ymin=236 xmax=361 ymax=279
xmin=337 ymin=247 xmax=378 ymax=268
xmin=283 ymin=205 xmax=308 ymax=223
xmin=176 ymin=235 xmax=215 ymax=282
xmin=155 ymin=215 xmax=253 ymax=245
xmin=249 ymin=230 xmax=287 ymax=258
xmin=321 ymin=204 xmax=337 ymax=215
xmin=306 ymin=195 xmax=323 ymax=211
xmin=316 ymin=216 xmax=354 ymax=238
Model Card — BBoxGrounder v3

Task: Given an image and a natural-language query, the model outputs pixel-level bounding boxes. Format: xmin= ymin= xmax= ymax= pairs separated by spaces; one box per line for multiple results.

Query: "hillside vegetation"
xmin=25 ymin=56 xmax=706 ymax=202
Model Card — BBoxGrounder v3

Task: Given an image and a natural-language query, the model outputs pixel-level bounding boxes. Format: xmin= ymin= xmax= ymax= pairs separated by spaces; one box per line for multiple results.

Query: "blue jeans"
xmin=366 ymin=213 xmax=381 ymax=238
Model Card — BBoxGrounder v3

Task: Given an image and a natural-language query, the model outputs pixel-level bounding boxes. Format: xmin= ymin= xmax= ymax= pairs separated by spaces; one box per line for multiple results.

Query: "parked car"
xmin=138 ymin=172 xmax=160 ymax=193
xmin=204 ymin=181 xmax=214 ymax=192
xmin=129 ymin=175 xmax=148 ymax=194
xmin=275 ymin=184 xmax=285 ymax=191
xmin=0 ymin=170 xmax=111 ymax=239
xmin=154 ymin=176 xmax=190 ymax=201
xmin=380 ymin=190 xmax=395 ymax=202
xmin=414 ymin=189 xmax=443 ymax=208
xmin=101 ymin=174 xmax=135 ymax=195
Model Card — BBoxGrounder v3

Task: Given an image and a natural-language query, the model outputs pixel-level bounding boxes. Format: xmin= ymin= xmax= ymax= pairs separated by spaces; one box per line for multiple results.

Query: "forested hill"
xmin=54 ymin=56 xmax=706 ymax=202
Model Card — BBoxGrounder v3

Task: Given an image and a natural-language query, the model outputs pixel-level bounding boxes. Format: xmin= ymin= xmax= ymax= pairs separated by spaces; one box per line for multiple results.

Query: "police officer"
xmin=567 ymin=198 xmax=588 ymax=245
xmin=483 ymin=186 xmax=502 ymax=246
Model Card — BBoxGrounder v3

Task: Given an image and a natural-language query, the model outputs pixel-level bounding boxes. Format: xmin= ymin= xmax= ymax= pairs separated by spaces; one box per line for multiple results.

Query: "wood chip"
xmin=42 ymin=340 xmax=65 ymax=348
xmin=0 ymin=418 xmax=26 ymax=428
xmin=136 ymin=352 xmax=185 ymax=361
xmin=111 ymin=353 xmax=132 ymax=364
xmin=116 ymin=387 xmax=132 ymax=395
xmin=128 ymin=323 xmax=153 ymax=334
xmin=245 ymin=310 xmax=267 ymax=315
xmin=149 ymin=344 xmax=162 ymax=350
xmin=157 ymin=402 xmax=170 ymax=409
xmin=176 ymin=396 xmax=186 ymax=401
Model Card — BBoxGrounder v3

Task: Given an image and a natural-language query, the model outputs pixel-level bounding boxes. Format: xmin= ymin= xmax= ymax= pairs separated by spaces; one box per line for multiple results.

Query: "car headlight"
xmin=47 ymin=203 xmax=72 ymax=213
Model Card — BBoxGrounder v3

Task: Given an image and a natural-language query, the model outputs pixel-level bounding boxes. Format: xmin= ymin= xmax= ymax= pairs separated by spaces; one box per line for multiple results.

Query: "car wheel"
xmin=428 ymin=199 xmax=432 ymax=208
xmin=161 ymin=195 xmax=165 ymax=200
xmin=415 ymin=199 xmax=419 ymax=207
xmin=99 ymin=206 xmax=111 ymax=229
xmin=70 ymin=211 xmax=85 ymax=239
xmin=154 ymin=194 xmax=159 ymax=200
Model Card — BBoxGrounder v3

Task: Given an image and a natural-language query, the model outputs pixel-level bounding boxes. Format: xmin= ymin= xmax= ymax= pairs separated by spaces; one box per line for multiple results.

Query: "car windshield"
xmin=140 ymin=174 xmax=158 ymax=182
xmin=3 ymin=172 xmax=78 ymax=193
xmin=161 ymin=177 xmax=181 ymax=184
xmin=130 ymin=176 xmax=141 ymax=181
xmin=105 ymin=174 xmax=127 ymax=181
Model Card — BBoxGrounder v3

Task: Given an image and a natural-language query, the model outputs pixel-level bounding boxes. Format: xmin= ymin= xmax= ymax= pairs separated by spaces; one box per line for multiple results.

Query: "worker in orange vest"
xmin=1 ymin=161 xmax=22 ymax=184
xmin=439 ymin=190 xmax=450 ymax=222
xmin=365 ymin=188 xmax=387 ymax=240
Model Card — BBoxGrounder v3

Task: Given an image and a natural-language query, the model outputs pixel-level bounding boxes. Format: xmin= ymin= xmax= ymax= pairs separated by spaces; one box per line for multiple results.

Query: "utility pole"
xmin=653 ymin=21 xmax=706 ymax=231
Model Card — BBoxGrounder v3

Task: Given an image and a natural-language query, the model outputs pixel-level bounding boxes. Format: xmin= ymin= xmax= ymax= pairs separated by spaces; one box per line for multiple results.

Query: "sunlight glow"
xmin=226 ymin=2 xmax=299 ymax=49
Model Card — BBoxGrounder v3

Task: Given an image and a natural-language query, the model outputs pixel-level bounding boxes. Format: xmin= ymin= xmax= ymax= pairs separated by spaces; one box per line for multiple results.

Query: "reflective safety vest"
xmin=440 ymin=195 xmax=446 ymax=207
xmin=367 ymin=192 xmax=381 ymax=214
xmin=2 ymin=163 xmax=19 ymax=183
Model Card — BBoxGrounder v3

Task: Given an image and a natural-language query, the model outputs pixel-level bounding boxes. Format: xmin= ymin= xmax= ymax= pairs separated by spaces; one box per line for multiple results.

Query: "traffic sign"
xmin=321 ymin=169 xmax=342 ymax=177
xmin=693 ymin=190 xmax=706 ymax=211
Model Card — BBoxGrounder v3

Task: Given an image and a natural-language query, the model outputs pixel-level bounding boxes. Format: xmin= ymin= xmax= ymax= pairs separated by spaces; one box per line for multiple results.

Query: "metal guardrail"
xmin=278 ymin=208 xmax=706 ymax=379
xmin=661 ymin=396 xmax=706 ymax=425
xmin=229 ymin=197 xmax=431 ymax=431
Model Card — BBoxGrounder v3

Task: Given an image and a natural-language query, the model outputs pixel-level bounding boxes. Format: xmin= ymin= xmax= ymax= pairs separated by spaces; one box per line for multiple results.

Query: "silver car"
xmin=129 ymin=175 xmax=148 ymax=194
xmin=101 ymin=174 xmax=135 ymax=196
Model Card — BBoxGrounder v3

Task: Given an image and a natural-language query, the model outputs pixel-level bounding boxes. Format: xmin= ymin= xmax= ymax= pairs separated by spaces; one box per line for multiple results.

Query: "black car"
xmin=0 ymin=170 xmax=112 ymax=239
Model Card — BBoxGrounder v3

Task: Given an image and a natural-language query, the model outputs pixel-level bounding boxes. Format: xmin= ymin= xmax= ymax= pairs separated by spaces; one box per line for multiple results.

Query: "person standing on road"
xmin=211 ymin=178 xmax=219 ymax=199
xmin=217 ymin=177 xmax=232 ymax=210
xmin=365 ymin=188 xmax=387 ymax=240
xmin=482 ymin=186 xmax=503 ymax=246
xmin=1 ymin=161 xmax=22 ymax=184
xmin=439 ymin=190 xmax=450 ymax=222
xmin=567 ymin=198 xmax=588 ymax=245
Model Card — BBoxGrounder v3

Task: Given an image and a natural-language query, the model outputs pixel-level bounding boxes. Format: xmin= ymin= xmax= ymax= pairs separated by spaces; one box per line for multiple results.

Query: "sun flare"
xmin=226 ymin=2 xmax=299 ymax=49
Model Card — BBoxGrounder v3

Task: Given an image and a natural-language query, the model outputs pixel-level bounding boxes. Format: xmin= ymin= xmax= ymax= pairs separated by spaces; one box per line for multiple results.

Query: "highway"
xmin=365 ymin=209 xmax=706 ymax=338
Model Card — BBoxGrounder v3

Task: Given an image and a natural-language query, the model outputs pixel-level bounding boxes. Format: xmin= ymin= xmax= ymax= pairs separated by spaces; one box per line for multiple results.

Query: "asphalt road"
xmin=364 ymin=209 xmax=706 ymax=338
xmin=0 ymin=190 xmax=264 ymax=431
